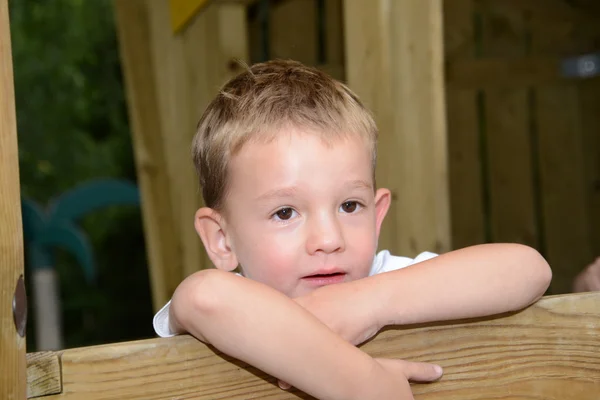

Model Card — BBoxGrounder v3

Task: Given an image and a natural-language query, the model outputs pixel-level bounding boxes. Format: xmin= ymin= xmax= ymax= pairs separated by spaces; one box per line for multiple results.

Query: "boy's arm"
xmin=372 ymin=243 xmax=552 ymax=327
xmin=168 ymin=269 xmax=442 ymax=400
xmin=295 ymin=243 xmax=552 ymax=344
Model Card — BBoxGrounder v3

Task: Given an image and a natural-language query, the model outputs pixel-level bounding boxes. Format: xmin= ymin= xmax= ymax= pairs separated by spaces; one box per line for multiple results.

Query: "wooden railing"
xmin=27 ymin=292 xmax=600 ymax=399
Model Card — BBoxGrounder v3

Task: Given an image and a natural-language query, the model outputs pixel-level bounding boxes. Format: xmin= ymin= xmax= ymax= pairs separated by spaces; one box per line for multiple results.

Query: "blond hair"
xmin=192 ymin=59 xmax=378 ymax=211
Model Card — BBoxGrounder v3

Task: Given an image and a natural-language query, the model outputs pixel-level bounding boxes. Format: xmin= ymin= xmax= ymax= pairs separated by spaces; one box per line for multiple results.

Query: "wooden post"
xmin=444 ymin=0 xmax=486 ymax=249
xmin=114 ymin=0 xmax=249 ymax=311
xmin=114 ymin=0 xmax=183 ymax=312
xmin=344 ymin=0 xmax=451 ymax=256
xmin=0 ymin=0 xmax=26 ymax=398
xmin=529 ymin=6 xmax=595 ymax=294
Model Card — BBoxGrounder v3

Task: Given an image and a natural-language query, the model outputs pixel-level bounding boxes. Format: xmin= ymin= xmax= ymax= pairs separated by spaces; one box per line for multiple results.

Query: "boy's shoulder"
xmin=369 ymin=250 xmax=438 ymax=276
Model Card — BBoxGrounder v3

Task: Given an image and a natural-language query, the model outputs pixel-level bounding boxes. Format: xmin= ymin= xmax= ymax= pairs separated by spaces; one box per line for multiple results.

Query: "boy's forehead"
xmin=228 ymin=132 xmax=373 ymax=190
xmin=238 ymin=125 xmax=372 ymax=153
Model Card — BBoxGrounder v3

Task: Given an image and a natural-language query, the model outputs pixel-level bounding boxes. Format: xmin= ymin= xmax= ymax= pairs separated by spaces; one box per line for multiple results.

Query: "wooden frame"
xmin=0 ymin=0 xmax=26 ymax=398
xmin=26 ymin=292 xmax=600 ymax=399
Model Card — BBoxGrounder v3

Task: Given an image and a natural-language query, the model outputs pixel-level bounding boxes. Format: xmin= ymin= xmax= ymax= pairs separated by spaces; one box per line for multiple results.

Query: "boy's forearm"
xmin=366 ymin=243 xmax=552 ymax=327
xmin=169 ymin=269 xmax=401 ymax=400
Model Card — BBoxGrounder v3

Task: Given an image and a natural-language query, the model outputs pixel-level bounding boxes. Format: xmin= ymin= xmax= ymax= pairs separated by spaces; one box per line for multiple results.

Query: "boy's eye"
xmin=340 ymin=201 xmax=361 ymax=213
xmin=273 ymin=207 xmax=296 ymax=221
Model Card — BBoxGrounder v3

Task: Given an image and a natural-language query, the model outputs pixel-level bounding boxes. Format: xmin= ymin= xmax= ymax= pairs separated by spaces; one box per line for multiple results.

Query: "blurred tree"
xmin=9 ymin=0 xmax=154 ymax=351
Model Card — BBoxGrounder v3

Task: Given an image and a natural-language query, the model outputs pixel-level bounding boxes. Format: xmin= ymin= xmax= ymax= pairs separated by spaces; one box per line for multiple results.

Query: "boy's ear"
xmin=374 ymin=188 xmax=392 ymax=238
xmin=194 ymin=207 xmax=238 ymax=272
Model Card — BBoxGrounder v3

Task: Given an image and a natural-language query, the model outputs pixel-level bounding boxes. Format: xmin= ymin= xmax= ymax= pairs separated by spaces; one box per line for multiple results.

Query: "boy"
xmin=153 ymin=60 xmax=552 ymax=400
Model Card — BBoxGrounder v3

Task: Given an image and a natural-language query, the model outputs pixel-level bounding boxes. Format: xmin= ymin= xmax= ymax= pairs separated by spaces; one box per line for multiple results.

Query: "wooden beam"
xmin=474 ymin=0 xmax=600 ymax=32
xmin=530 ymin=7 xmax=595 ymax=294
xmin=114 ymin=0 xmax=249 ymax=311
xmin=26 ymin=292 xmax=600 ymax=399
xmin=481 ymin=4 xmax=539 ymax=251
xmin=26 ymin=352 xmax=61 ymax=398
xmin=147 ymin=0 xmax=249 ymax=281
xmin=447 ymin=56 xmax=600 ymax=89
xmin=114 ymin=0 xmax=183 ymax=312
xmin=444 ymin=0 xmax=486 ymax=249
xmin=344 ymin=0 xmax=450 ymax=256
xmin=0 ymin=0 xmax=26 ymax=398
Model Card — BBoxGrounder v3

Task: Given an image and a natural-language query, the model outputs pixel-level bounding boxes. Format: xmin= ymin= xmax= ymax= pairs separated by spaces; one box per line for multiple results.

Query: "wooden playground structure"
xmin=2 ymin=0 xmax=600 ymax=398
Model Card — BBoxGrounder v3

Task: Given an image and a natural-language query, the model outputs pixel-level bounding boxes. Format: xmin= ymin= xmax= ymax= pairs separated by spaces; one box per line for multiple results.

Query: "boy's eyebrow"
xmin=346 ymin=179 xmax=373 ymax=191
xmin=255 ymin=186 xmax=299 ymax=202
xmin=256 ymin=180 xmax=372 ymax=202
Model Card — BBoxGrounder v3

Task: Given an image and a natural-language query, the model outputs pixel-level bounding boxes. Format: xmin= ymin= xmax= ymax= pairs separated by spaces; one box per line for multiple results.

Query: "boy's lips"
xmin=301 ymin=269 xmax=347 ymax=286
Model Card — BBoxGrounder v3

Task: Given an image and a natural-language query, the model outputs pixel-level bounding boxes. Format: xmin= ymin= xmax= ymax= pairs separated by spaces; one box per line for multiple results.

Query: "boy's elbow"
xmin=171 ymin=269 xmax=231 ymax=333
xmin=514 ymin=244 xmax=552 ymax=301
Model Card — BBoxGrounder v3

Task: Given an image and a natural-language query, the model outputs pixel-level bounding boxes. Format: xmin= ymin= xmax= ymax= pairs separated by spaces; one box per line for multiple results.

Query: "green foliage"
xmin=11 ymin=0 xmax=131 ymax=201
xmin=9 ymin=0 xmax=154 ymax=351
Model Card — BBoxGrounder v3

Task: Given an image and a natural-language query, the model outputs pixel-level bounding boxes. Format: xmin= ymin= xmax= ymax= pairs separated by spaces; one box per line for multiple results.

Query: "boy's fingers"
xmin=277 ymin=380 xmax=292 ymax=390
xmin=402 ymin=361 xmax=443 ymax=382
xmin=376 ymin=358 xmax=443 ymax=383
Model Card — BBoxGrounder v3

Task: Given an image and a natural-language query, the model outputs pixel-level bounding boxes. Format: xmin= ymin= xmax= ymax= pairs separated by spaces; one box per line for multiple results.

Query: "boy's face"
xmin=209 ymin=127 xmax=390 ymax=298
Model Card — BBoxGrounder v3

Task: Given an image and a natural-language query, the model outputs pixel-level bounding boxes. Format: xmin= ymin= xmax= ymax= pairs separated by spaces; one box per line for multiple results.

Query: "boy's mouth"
xmin=301 ymin=271 xmax=346 ymax=286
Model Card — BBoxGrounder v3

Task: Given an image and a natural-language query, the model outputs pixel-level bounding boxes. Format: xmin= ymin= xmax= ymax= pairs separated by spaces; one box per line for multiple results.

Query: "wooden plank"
xmin=475 ymin=0 xmax=599 ymax=34
xmin=323 ymin=0 xmax=344 ymax=81
xmin=444 ymin=0 xmax=486 ymax=249
xmin=343 ymin=0 xmax=397 ymax=253
xmin=115 ymin=0 xmax=250 ymax=310
xmin=26 ymin=352 xmax=61 ymax=398
xmin=481 ymin=4 xmax=539 ymax=249
xmin=120 ymin=0 xmax=249 ymax=297
xmin=531 ymin=10 xmax=595 ymax=294
xmin=579 ymin=79 xmax=600 ymax=262
xmin=270 ymin=0 xmax=318 ymax=66
xmin=26 ymin=292 xmax=600 ymax=399
xmin=344 ymin=0 xmax=450 ymax=256
xmin=574 ymin=23 xmax=600 ymax=288
xmin=446 ymin=56 xmax=600 ymax=89
xmin=536 ymin=82 xmax=592 ymax=294
xmin=246 ymin=0 xmax=343 ymax=79
xmin=113 ymin=0 xmax=183 ymax=312
xmin=389 ymin=0 xmax=451 ymax=255
xmin=174 ymin=1 xmax=249 ymax=278
xmin=146 ymin=0 xmax=208 ymax=282
xmin=0 ymin=0 xmax=26 ymax=398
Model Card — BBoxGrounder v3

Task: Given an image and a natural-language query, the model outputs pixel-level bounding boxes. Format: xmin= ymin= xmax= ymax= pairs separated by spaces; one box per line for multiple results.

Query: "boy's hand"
xmin=279 ymin=357 xmax=443 ymax=393
xmin=573 ymin=257 xmax=600 ymax=292
xmin=293 ymin=280 xmax=382 ymax=345
xmin=280 ymin=281 xmax=443 ymax=394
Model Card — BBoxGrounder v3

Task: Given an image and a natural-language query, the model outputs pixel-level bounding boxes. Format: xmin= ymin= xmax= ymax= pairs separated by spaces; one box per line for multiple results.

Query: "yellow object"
xmin=169 ymin=0 xmax=210 ymax=33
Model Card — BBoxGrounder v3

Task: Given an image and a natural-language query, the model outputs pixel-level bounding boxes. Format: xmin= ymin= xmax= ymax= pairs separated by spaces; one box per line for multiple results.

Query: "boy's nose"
xmin=305 ymin=214 xmax=345 ymax=255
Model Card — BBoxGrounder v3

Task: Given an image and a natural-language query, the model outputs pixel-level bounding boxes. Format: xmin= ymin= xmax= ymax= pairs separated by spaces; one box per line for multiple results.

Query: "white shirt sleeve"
xmin=153 ymin=300 xmax=175 ymax=338
xmin=369 ymin=250 xmax=438 ymax=276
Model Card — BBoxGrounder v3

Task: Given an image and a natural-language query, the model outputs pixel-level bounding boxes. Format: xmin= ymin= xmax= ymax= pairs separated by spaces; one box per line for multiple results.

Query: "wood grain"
xmin=113 ymin=0 xmax=250 ymax=310
xmin=0 ymin=0 xmax=26 ymax=398
xmin=447 ymin=57 xmax=599 ymax=89
xmin=444 ymin=0 xmax=486 ymax=249
xmin=27 ymin=293 xmax=600 ymax=399
xmin=113 ymin=0 xmax=183 ymax=312
xmin=481 ymin=3 xmax=539 ymax=249
xmin=26 ymin=352 xmax=61 ymax=398
xmin=344 ymin=0 xmax=450 ymax=257
xmin=531 ymin=7 xmax=594 ymax=294
xmin=343 ymin=0 xmax=397 ymax=253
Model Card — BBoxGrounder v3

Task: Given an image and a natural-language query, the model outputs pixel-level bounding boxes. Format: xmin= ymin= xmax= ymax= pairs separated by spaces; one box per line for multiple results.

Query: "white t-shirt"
xmin=152 ymin=249 xmax=438 ymax=337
